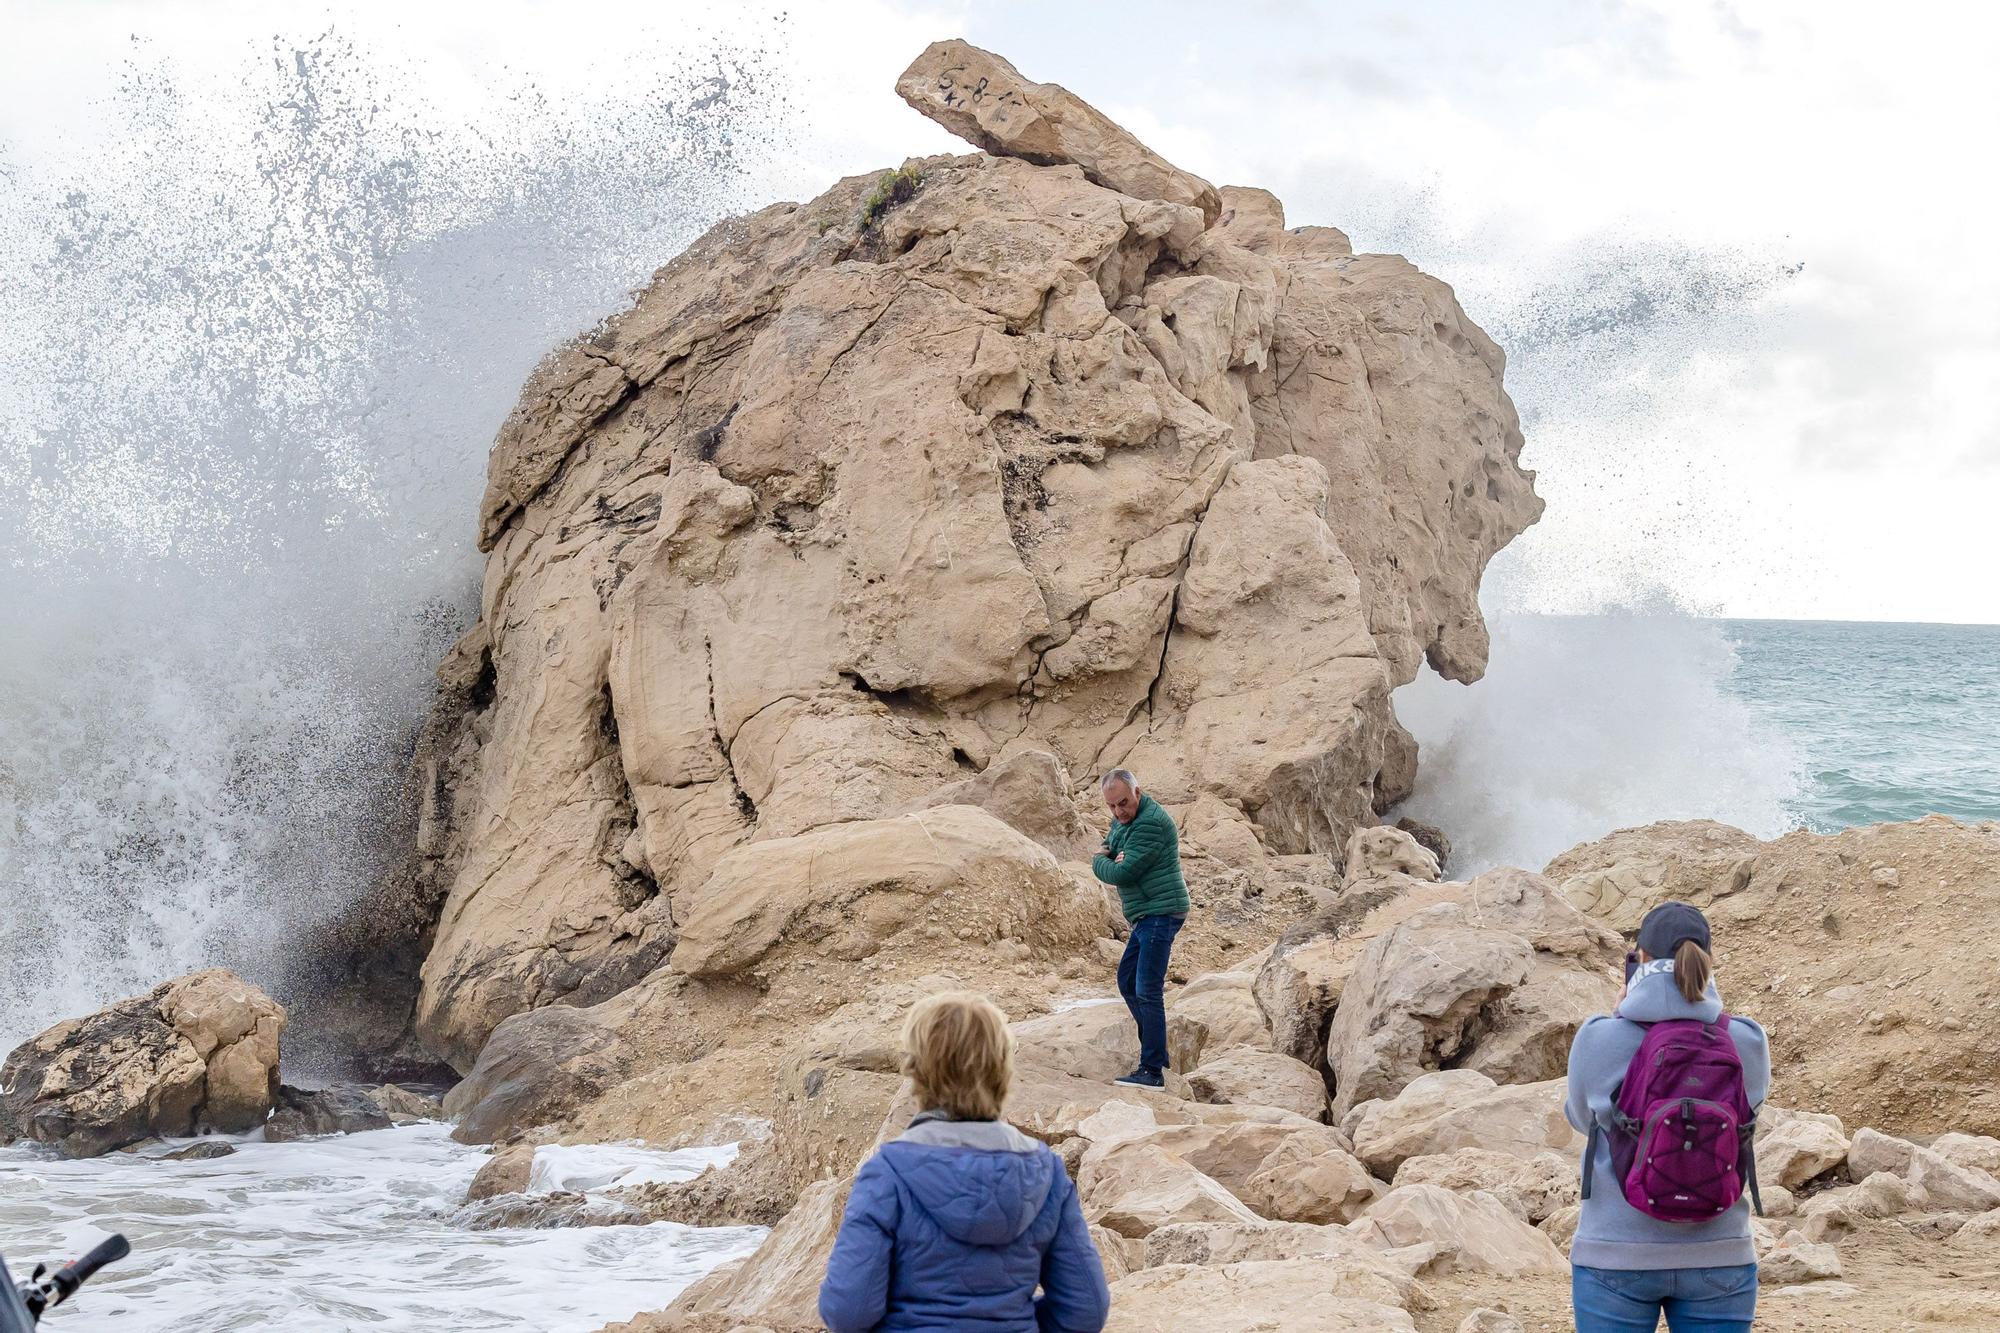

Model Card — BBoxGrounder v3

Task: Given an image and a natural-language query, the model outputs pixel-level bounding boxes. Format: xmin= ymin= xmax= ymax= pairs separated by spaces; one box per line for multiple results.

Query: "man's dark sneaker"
xmin=1112 ymin=1067 xmax=1164 ymax=1088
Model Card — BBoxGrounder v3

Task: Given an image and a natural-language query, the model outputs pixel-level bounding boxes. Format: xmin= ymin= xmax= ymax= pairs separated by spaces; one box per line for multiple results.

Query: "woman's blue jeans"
xmin=1573 ymin=1263 xmax=1758 ymax=1332
xmin=1116 ymin=913 xmax=1185 ymax=1071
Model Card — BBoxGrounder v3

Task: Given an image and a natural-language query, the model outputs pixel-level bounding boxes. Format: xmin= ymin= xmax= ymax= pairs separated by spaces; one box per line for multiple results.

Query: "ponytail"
xmin=1674 ymin=938 xmax=1713 ymax=1003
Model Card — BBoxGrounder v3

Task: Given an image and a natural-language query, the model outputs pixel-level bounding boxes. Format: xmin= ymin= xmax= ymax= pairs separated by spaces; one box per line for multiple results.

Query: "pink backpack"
xmin=1586 ymin=1015 xmax=1763 ymax=1222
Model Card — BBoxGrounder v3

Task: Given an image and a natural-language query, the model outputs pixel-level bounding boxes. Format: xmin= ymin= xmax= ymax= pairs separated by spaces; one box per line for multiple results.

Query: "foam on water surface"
xmin=527 ymin=1141 xmax=739 ymax=1195
xmin=0 ymin=1124 xmax=765 ymax=1332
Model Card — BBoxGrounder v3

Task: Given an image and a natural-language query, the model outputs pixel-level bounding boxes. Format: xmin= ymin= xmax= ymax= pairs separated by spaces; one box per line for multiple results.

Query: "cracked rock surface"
xmin=391 ymin=41 xmax=1539 ymax=1071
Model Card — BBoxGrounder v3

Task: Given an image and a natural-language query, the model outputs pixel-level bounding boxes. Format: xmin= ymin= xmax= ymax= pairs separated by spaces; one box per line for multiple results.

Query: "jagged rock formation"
xmin=383 ymin=38 xmax=1538 ymax=1071
xmin=0 ymin=969 xmax=283 ymax=1158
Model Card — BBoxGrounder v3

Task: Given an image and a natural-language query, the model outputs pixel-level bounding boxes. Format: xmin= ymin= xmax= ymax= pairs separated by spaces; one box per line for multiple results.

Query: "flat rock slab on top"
xmin=897 ymin=39 xmax=1222 ymax=224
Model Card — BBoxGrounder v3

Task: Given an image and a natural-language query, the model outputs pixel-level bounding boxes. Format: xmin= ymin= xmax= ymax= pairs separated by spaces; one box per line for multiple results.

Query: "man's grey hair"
xmin=1100 ymin=768 xmax=1139 ymax=792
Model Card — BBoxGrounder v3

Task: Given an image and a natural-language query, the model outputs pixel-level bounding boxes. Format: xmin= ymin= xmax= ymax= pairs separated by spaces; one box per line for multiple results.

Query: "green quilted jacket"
xmin=1092 ymin=794 xmax=1190 ymax=922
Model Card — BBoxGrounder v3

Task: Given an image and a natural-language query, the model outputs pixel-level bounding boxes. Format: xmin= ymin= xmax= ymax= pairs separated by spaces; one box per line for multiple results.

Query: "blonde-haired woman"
xmin=819 ymin=992 xmax=1109 ymax=1332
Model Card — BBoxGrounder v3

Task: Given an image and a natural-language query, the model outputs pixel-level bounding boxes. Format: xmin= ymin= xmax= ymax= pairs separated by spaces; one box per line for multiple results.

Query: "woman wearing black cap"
xmin=1564 ymin=901 xmax=1771 ymax=1331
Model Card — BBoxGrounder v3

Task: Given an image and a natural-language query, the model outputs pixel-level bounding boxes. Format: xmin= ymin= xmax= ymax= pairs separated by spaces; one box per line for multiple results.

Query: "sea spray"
xmin=1393 ymin=612 xmax=1805 ymax=874
xmin=0 ymin=1125 xmax=765 ymax=1332
xmin=0 ymin=31 xmax=787 ymax=1049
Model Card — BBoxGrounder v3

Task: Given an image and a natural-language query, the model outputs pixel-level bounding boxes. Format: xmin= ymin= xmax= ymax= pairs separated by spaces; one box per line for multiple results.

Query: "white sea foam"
xmin=1392 ymin=613 xmax=1805 ymax=875
xmin=0 ymin=1124 xmax=765 ymax=1332
xmin=527 ymin=1142 xmax=739 ymax=1196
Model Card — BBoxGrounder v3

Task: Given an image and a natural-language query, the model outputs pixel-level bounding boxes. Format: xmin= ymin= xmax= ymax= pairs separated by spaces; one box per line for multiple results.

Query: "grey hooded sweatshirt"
xmin=1564 ymin=960 xmax=1771 ymax=1270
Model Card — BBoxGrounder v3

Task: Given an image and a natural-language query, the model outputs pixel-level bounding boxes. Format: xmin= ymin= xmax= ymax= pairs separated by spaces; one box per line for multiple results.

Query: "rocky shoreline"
xmin=9 ymin=814 xmax=2000 ymax=1330
xmin=6 ymin=37 xmax=2000 ymax=1333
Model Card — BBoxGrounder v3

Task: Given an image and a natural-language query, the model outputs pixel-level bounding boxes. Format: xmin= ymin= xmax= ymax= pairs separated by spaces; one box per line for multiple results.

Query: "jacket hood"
xmin=1616 ymin=957 xmax=1725 ymax=1024
xmin=878 ymin=1128 xmax=1056 ymax=1247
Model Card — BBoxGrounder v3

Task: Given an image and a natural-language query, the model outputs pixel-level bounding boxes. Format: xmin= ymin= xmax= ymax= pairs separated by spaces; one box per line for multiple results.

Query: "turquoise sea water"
xmin=1395 ymin=614 xmax=2000 ymax=874
xmin=1721 ymin=618 xmax=2000 ymax=830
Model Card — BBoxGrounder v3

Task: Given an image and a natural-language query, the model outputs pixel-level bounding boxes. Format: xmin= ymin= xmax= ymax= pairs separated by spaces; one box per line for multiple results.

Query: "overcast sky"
xmin=4 ymin=0 xmax=1995 ymax=623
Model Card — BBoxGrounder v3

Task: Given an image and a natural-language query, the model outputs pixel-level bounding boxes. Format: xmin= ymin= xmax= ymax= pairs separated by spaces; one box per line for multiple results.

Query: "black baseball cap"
xmin=1637 ymin=901 xmax=1711 ymax=958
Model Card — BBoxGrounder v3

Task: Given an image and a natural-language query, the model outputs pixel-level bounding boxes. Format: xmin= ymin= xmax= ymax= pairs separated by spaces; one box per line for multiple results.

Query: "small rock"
xmin=1846 ymin=1127 xmax=1918 ymax=1180
xmin=1902 ymin=1211 xmax=1971 ymax=1241
xmin=370 ymin=1084 xmax=445 ymax=1124
xmin=467 ymin=1143 xmax=536 ymax=1202
xmin=1760 ymin=1232 xmax=1842 ymax=1285
xmin=1186 ymin=1049 xmax=1329 ymax=1123
xmin=163 ymin=1140 xmax=237 ymax=1162
xmin=264 ymin=1084 xmax=392 ymax=1142
xmin=1855 ymin=1171 xmax=1920 ymax=1217
xmin=1754 ymin=1118 xmax=1849 ymax=1189
xmin=1240 ymin=1147 xmax=1380 ymax=1225
xmin=1870 ymin=866 xmax=1899 ymax=887
xmin=1538 ymin=1202 xmax=1581 ymax=1249
xmin=1457 ymin=1311 xmax=1523 ymax=1333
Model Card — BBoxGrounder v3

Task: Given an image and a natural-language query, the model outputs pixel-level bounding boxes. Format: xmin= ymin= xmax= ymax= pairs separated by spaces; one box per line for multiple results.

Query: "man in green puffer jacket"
xmin=1092 ymin=769 xmax=1190 ymax=1089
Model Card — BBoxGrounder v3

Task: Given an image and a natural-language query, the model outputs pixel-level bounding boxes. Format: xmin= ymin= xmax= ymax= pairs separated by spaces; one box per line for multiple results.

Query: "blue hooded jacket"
xmin=817 ymin=1115 xmax=1110 ymax=1333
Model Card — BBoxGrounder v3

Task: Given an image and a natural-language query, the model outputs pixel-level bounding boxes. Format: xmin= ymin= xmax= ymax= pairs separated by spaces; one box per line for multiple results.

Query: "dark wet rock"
xmin=451 ymin=1189 xmax=650 ymax=1231
xmin=442 ymin=1004 xmax=632 ymax=1145
xmin=263 ymin=1084 xmax=392 ymax=1142
xmin=163 ymin=1140 xmax=238 ymax=1161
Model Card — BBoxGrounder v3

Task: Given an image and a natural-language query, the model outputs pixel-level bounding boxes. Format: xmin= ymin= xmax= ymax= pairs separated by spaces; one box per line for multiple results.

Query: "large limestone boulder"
xmin=1350 ymin=1184 xmax=1568 ymax=1276
xmin=1934 ymin=1133 xmax=2000 ymax=1176
xmin=1847 ymin=1127 xmax=1918 ymax=1181
xmin=1251 ymin=870 xmax=1458 ymax=1072
xmin=390 ymin=37 xmax=1537 ymax=1068
xmin=1010 ymin=1003 xmax=1140 ymax=1083
xmin=443 ymin=1000 xmax=637 ymax=1144
xmin=1238 ymin=1144 xmax=1381 ymax=1224
xmin=1105 ymin=1262 xmax=1418 ymax=1332
xmin=1546 ymin=819 xmax=1760 ymax=930
xmin=670 ymin=806 xmax=1104 ymax=979
xmin=1343 ymin=825 xmax=1440 ymax=886
xmin=1393 ymin=1148 xmax=1578 ymax=1224
xmin=1185 ymin=1049 xmax=1329 ymax=1122
xmin=1079 ymin=1140 xmax=1264 ymax=1237
xmin=1165 ymin=969 xmax=1271 ymax=1062
xmin=0 ymin=969 xmax=284 ymax=1158
xmin=1326 ymin=869 xmax=1620 ymax=1119
xmin=1348 ymin=1071 xmax=1582 ymax=1176
xmin=1068 ymin=1106 xmax=1350 ymax=1199
xmin=906 ymin=747 xmax=1091 ymax=856
xmin=1906 ymin=1146 xmax=2000 ymax=1213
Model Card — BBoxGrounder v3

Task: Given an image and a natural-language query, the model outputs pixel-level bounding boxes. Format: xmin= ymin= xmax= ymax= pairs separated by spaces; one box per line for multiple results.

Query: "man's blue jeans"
xmin=1573 ymin=1263 xmax=1757 ymax=1332
xmin=1116 ymin=913 xmax=1185 ymax=1071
